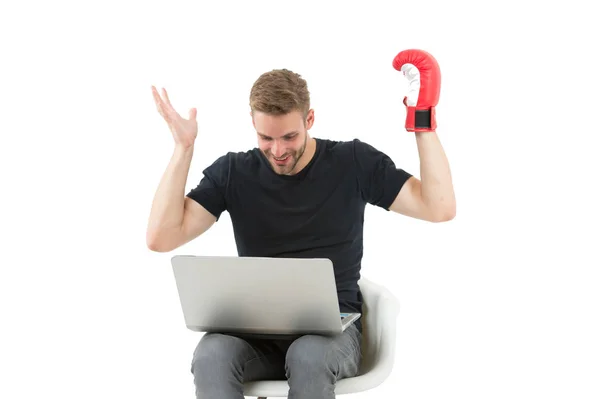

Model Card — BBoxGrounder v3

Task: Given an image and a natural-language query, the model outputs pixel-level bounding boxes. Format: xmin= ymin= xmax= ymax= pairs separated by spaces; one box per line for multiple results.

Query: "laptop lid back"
xmin=171 ymin=255 xmax=343 ymax=335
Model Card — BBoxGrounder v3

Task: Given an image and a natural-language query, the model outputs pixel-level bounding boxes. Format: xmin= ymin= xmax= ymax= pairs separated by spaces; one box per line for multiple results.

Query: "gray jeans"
xmin=190 ymin=324 xmax=362 ymax=399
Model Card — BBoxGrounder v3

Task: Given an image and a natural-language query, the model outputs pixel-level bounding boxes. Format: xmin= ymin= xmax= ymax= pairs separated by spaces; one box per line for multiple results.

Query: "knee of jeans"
xmin=286 ymin=335 xmax=333 ymax=369
xmin=191 ymin=333 xmax=245 ymax=372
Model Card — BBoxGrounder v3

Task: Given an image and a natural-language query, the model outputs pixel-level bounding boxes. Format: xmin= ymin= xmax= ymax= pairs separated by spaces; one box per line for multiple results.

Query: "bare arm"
xmin=146 ymin=145 xmax=216 ymax=252
xmin=146 ymin=86 xmax=216 ymax=252
xmin=389 ymin=132 xmax=456 ymax=222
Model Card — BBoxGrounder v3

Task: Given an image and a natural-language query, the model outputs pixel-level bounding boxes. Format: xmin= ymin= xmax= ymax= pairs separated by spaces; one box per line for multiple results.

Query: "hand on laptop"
xmin=151 ymin=86 xmax=198 ymax=149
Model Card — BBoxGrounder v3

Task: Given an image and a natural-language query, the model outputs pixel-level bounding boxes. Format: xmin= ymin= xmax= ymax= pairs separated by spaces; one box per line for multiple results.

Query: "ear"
xmin=305 ymin=109 xmax=315 ymax=129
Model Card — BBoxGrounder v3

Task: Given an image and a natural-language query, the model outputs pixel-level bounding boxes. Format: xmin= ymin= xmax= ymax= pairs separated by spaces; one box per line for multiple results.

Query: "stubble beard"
xmin=271 ymin=133 xmax=307 ymax=175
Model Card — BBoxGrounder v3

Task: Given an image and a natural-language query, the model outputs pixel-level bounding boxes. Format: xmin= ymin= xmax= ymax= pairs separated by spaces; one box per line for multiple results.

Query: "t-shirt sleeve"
xmin=352 ymin=139 xmax=413 ymax=210
xmin=186 ymin=153 xmax=230 ymax=221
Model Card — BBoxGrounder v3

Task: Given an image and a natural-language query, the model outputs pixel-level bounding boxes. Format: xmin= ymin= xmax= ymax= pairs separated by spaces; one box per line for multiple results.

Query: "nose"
xmin=271 ymin=141 xmax=284 ymax=157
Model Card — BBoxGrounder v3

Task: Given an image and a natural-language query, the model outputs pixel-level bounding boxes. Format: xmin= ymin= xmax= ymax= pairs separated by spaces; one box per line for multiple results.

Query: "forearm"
xmin=415 ymin=132 xmax=456 ymax=219
xmin=147 ymin=145 xmax=195 ymax=238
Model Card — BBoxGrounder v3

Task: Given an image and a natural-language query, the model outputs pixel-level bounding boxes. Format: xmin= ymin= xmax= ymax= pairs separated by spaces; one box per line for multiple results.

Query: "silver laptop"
xmin=171 ymin=255 xmax=361 ymax=338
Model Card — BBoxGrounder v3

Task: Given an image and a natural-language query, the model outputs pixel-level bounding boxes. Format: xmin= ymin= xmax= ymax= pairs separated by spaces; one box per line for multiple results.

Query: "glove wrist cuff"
xmin=405 ymin=106 xmax=437 ymax=132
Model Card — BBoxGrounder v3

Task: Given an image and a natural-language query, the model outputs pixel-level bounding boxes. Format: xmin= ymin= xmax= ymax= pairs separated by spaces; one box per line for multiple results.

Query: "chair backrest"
xmin=356 ymin=278 xmax=399 ymax=375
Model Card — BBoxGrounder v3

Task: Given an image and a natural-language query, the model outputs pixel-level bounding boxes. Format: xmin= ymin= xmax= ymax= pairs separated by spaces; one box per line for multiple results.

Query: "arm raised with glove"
xmin=389 ymin=49 xmax=456 ymax=222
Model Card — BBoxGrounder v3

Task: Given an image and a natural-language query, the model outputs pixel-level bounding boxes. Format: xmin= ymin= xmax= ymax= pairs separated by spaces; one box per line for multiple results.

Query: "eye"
xmin=285 ymin=135 xmax=297 ymax=141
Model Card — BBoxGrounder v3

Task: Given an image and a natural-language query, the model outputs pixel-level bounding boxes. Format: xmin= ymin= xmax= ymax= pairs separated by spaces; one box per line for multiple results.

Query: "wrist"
xmin=174 ymin=143 xmax=194 ymax=157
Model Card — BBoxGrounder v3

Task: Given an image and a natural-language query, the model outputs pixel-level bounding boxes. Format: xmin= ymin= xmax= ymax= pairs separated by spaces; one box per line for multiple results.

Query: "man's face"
xmin=252 ymin=109 xmax=314 ymax=175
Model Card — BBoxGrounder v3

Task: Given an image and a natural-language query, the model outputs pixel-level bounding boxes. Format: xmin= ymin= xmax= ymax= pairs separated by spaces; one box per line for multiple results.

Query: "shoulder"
xmin=316 ymin=137 xmax=364 ymax=158
xmin=348 ymin=139 xmax=398 ymax=169
xmin=312 ymin=138 xmax=388 ymax=171
xmin=349 ymin=138 xmax=383 ymax=158
xmin=320 ymin=138 xmax=388 ymax=167
xmin=205 ymin=148 xmax=261 ymax=172
xmin=319 ymin=137 xmax=380 ymax=153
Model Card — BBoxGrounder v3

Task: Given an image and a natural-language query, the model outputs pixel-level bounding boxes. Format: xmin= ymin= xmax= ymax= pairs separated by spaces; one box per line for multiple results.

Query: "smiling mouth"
xmin=273 ymin=155 xmax=290 ymax=163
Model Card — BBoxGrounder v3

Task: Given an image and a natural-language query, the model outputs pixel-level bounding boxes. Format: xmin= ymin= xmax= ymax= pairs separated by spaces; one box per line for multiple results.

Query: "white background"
xmin=1 ymin=1 xmax=599 ymax=398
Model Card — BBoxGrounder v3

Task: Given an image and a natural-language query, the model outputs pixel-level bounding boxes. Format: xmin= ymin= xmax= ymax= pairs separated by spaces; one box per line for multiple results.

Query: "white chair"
xmin=243 ymin=277 xmax=401 ymax=398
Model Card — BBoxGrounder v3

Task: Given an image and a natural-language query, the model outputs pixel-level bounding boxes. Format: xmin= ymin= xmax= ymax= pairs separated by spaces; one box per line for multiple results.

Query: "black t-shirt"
xmin=186 ymin=137 xmax=412 ymax=334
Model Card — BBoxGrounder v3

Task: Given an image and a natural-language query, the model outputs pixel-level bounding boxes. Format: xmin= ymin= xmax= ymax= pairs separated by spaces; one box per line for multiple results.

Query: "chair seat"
xmin=243 ymin=368 xmax=391 ymax=397
xmin=242 ymin=277 xmax=400 ymax=397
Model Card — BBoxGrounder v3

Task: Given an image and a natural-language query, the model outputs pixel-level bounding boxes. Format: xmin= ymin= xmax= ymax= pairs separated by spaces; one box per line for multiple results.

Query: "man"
xmin=146 ymin=49 xmax=455 ymax=399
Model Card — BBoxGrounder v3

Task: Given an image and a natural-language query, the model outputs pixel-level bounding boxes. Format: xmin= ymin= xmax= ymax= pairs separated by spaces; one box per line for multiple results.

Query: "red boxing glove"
xmin=392 ymin=49 xmax=441 ymax=132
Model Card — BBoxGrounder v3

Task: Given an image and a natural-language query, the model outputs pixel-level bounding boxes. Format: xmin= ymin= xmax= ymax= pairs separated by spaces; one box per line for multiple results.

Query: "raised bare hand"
xmin=152 ymin=86 xmax=198 ymax=148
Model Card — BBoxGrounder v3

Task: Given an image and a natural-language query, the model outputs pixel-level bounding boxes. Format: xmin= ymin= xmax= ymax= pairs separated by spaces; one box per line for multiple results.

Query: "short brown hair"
xmin=249 ymin=69 xmax=311 ymax=119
